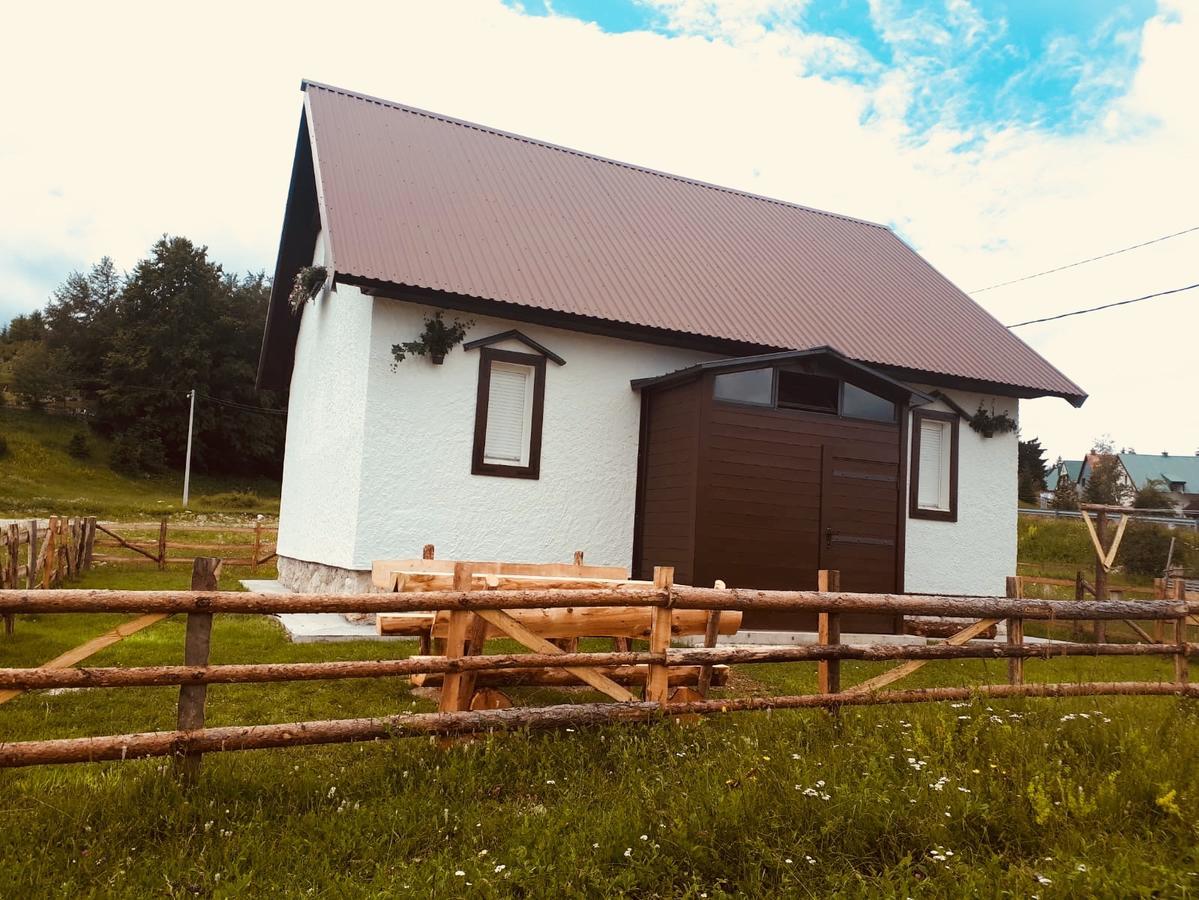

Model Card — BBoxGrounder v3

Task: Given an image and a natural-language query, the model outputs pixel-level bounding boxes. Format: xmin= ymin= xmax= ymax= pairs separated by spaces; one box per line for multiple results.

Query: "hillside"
xmin=0 ymin=407 xmax=280 ymax=517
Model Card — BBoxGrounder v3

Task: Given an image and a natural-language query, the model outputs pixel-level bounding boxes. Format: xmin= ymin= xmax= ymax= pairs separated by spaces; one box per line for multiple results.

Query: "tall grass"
xmin=0 ymin=564 xmax=1196 ymax=896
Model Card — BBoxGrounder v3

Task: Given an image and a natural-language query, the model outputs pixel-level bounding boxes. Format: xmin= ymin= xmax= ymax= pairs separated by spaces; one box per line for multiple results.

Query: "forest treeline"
xmin=0 ymin=236 xmax=284 ymax=477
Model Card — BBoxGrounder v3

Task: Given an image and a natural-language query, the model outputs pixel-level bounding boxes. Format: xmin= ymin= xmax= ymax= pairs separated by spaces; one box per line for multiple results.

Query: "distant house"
xmin=1117 ymin=451 xmax=1199 ymax=513
xmin=257 ymin=81 xmax=1086 ymax=629
xmin=1071 ymin=451 xmax=1199 ymax=514
xmin=1052 ymin=459 xmax=1084 ymax=489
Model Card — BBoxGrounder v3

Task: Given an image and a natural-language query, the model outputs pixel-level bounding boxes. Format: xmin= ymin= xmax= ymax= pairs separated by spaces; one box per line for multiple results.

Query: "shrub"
xmin=67 ymin=432 xmax=90 ymax=459
xmin=1017 ymin=518 xmax=1094 ymax=566
xmin=110 ymin=430 xmax=167 ymax=475
xmin=202 ymin=490 xmax=261 ymax=510
xmin=1118 ymin=522 xmax=1184 ymax=576
xmin=0 ymin=433 xmax=8 ymax=459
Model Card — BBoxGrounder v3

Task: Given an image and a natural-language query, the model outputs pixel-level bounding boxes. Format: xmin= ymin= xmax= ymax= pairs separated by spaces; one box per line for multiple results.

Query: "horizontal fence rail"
xmin=2 ymin=684 xmax=1197 ymax=769
xmin=0 ymin=561 xmax=1194 ymax=774
xmin=1 ymin=588 xmax=1195 ymax=619
xmin=0 ymin=642 xmax=1195 ymax=691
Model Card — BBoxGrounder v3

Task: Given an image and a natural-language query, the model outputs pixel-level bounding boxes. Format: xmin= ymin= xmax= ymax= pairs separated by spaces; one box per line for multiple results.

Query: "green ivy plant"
xmin=289 ymin=265 xmax=328 ymax=314
xmin=391 ymin=312 xmax=473 ymax=367
xmin=968 ymin=402 xmax=1018 ymax=438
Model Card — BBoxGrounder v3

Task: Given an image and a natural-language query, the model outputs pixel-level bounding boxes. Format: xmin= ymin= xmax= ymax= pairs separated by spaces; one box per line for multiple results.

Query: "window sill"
xmin=472 ymin=461 xmax=540 ymax=480
xmin=910 ymin=507 xmax=957 ymax=522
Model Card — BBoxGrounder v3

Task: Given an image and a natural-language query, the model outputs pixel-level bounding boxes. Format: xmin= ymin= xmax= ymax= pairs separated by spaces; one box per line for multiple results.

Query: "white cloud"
xmin=1 ymin=0 xmax=1195 ymax=460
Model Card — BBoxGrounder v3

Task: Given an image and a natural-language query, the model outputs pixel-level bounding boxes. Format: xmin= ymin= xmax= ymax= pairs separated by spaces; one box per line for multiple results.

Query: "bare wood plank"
xmin=846 ymin=617 xmax=1002 ymax=695
xmin=475 ymin=608 xmax=637 ymax=702
xmin=645 ymin=567 xmax=675 ymax=705
xmin=1104 ymin=515 xmax=1130 ymax=569
xmin=378 ymin=606 xmax=742 ymax=639
xmin=0 ymin=612 xmax=169 ymax=705
xmin=370 ymin=558 xmax=630 ymax=588
xmin=438 ymin=563 xmax=475 ymax=713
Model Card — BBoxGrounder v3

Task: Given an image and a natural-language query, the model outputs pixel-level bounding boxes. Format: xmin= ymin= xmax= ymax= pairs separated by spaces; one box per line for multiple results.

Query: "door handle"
xmin=825 ymin=528 xmax=836 ymax=549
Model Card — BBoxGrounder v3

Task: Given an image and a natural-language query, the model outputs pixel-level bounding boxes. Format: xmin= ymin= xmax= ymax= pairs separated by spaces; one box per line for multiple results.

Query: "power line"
xmin=1006 ymin=281 xmax=1199 ymax=328
xmin=972 ymin=224 xmax=1199 ymax=293
xmin=197 ymin=393 xmax=287 ymax=416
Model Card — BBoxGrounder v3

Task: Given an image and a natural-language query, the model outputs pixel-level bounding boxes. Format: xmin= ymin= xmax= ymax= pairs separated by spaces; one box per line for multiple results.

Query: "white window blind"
xmin=483 ymin=362 xmax=533 ymax=465
xmin=917 ymin=419 xmax=950 ymax=510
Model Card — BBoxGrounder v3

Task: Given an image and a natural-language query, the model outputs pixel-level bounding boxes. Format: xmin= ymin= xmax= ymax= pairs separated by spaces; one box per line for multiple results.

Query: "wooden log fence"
xmin=91 ymin=518 xmax=277 ymax=570
xmin=0 ymin=517 xmax=96 ymax=634
xmin=0 ymin=564 xmax=1196 ymax=772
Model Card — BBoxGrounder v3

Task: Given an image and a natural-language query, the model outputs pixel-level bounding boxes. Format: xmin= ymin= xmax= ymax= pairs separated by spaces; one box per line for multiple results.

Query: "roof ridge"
xmin=300 ymin=79 xmax=891 ymax=232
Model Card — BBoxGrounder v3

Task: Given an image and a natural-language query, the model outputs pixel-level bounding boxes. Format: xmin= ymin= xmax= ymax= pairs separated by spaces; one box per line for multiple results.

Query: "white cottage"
xmin=257 ymin=81 xmax=1086 ymax=631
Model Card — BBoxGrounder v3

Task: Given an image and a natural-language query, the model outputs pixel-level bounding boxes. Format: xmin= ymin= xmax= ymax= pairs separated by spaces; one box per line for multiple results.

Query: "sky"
xmin=1 ymin=0 xmax=1196 ymax=465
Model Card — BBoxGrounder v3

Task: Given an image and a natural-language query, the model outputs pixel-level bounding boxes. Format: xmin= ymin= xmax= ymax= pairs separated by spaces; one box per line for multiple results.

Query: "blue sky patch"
xmin=505 ymin=0 xmax=1157 ymax=136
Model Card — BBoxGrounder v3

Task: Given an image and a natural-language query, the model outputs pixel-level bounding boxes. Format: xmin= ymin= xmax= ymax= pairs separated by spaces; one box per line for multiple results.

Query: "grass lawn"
xmin=0 ymin=408 xmax=280 ymax=517
xmin=2 ymin=566 xmax=1198 ymax=896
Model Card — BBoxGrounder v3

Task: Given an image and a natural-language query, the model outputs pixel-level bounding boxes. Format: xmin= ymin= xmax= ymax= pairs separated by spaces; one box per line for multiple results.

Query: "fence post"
xmin=438 ymin=562 xmax=474 ymax=713
xmin=422 ymin=544 xmax=435 ymax=560
xmin=817 ymin=569 xmax=841 ymax=695
xmin=3 ymin=525 xmax=14 ymax=635
xmin=646 ymin=566 xmax=674 ymax=705
xmin=251 ymin=519 xmax=262 ymax=574
xmin=697 ymin=580 xmax=725 ymax=699
xmin=42 ymin=516 xmax=56 ymax=588
xmin=176 ymin=557 xmax=220 ymax=782
xmin=63 ymin=518 xmax=77 ymax=581
xmin=1174 ymin=578 xmax=1189 ymax=686
xmin=26 ymin=520 xmax=36 ymax=590
xmin=1093 ymin=510 xmax=1107 ymax=643
xmin=82 ymin=517 xmax=96 ymax=572
xmin=1006 ymin=576 xmax=1024 ymax=685
xmin=1153 ymin=578 xmax=1166 ymax=643
xmin=157 ymin=518 xmax=168 ymax=570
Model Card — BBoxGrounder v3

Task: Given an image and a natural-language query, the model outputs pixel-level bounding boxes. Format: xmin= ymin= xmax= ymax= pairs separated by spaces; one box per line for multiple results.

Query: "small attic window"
xmin=713 ymin=368 xmax=772 ymax=405
xmin=776 ymin=370 xmax=838 ymax=413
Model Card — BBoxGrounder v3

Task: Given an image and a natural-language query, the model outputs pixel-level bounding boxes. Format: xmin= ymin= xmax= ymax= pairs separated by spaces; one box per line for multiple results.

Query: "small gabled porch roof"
xmin=631 ymin=346 xmax=935 ymax=407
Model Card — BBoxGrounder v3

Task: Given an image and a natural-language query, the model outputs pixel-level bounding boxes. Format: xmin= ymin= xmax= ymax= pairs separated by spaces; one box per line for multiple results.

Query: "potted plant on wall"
xmin=391 ymin=311 xmax=473 ymax=367
xmin=968 ymin=402 xmax=1018 ymax=438
xmin=288 ymin=265 xmax=327 ymax=314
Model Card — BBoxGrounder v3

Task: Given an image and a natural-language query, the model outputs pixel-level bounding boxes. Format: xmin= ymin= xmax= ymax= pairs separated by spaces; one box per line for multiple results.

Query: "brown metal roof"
xmin=267 ymin=80 xmax=1085 ymax=404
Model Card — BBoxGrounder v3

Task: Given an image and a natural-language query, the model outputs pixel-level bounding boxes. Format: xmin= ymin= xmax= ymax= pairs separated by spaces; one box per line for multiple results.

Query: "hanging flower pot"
xmin=288 ymin=265 xmax=327 ymax=314
xmin=391 ymin=311 xmax=473 ymax=370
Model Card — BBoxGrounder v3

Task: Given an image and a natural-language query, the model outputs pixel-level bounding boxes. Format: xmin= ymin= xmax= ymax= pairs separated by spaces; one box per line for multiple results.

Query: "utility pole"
xmin=183 ymin=389 xmax=196 ymax=508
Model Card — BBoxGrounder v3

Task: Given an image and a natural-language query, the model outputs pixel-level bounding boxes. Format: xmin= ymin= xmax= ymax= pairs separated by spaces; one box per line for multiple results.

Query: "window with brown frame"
xmin=471 ymin=348 xmax=546 ymax=479
xmin=910 ymin=409 xmax=959 ymax=521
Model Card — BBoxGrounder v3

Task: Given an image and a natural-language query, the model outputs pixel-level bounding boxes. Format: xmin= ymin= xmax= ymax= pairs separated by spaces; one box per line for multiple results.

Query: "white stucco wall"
xmin=275 ymin=235 xmax=373 ymax=569
xmin=903 ymin=388 xmax=1019 ymax=597
xmin=278 ymin=275 xmax=1021 ymax=595
xmin=350 ymin=301 xmax=716 ymax=570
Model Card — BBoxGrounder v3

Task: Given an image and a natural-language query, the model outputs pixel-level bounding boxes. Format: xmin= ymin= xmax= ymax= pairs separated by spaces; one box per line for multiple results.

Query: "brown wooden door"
xmin=817 ymin=446 xmax=901 ymax=633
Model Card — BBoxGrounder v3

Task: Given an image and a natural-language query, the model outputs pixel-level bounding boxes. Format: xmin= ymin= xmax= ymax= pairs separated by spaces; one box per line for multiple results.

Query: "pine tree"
xmin=1018 ymin=438 xmax=1048 ymax=504
xmin=1050 ymin=475 xmax=1079 ymax=511
xmin=1082 ymin=453 xmax=1129 ymax=506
